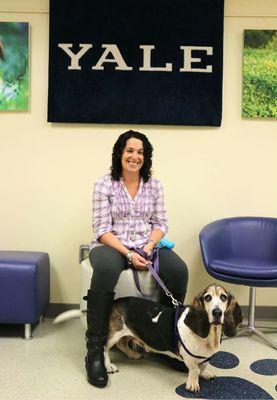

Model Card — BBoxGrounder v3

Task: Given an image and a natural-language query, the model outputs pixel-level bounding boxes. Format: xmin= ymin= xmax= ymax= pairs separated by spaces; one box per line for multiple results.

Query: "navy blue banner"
xmin=48 ymin=0 xmax=224 ymax=126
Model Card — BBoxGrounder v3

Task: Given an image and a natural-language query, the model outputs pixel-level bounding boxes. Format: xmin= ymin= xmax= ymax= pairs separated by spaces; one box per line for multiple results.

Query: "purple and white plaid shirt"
xmin=90 ymin=174 xmax=168 ymax=250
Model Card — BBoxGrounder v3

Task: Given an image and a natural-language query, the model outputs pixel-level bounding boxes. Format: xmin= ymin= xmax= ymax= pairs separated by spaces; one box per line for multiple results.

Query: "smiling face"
xmin=121 ymin=138 xmax=144 ymax=176
xmin=202 ymin=285 xmax=229 ymax=325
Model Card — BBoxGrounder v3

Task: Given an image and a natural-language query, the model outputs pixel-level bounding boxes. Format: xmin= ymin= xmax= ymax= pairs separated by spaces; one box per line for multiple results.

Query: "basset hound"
xmin=54 ymin=283 xmax=242 ymax=392
xmin=104 ymin=283 xmax=243 ymax=392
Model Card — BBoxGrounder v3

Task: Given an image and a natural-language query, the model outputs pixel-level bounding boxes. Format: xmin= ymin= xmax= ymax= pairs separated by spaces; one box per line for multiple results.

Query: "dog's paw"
xmin=106 ymin=363 xmax=119 ymax=374
xmin=200 ymin=371 xmax=216 ymax=380
xmin=186 ymin=380 xmax=200 ymax=393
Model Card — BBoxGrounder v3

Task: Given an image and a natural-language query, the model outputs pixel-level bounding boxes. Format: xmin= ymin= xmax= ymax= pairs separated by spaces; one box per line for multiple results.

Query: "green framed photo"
xmin=0 ymin=22 xmax=29 ymax=111
xmin=242 ymin=29 xmax=277 ymax=118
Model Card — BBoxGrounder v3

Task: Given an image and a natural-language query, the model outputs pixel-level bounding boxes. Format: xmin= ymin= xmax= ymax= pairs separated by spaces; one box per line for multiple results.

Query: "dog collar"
xmin=174 ymin=306 xmax=215 ymax=364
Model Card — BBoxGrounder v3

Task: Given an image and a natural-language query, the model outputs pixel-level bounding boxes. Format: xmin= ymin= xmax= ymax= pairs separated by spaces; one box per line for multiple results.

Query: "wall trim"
xmin=46 ymin=303 xmax=277 ymax=321
xmin=240 ymin=306 xmax=277 ymax=321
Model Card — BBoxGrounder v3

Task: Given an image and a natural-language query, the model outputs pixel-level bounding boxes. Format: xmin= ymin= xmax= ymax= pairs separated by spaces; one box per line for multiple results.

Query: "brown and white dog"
xmin=54 ymin=284 xmax=242 ymax=392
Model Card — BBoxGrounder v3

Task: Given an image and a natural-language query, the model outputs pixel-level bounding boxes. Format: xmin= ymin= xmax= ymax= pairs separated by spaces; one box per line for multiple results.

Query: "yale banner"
xmin=48 ymin=0 xmax=224 ymax=126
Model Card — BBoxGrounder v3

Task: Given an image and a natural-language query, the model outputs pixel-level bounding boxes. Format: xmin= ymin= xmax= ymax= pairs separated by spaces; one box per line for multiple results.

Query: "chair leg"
xmin=24 ymin=323 xmax=33 ymax=340
xmin=252 ymin=327 xmax=277 ymax=350
xmin=248 ymin=286 xmax=256 ymax=331
xmin=236 ymin=287 xmax=277 ymax=350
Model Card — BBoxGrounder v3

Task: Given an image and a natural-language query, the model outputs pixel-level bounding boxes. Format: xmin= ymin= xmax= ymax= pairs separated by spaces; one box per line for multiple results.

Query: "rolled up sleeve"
xmin=92 ymin=178 xmax=112 ymax=240
xmin=151 ymin=180 xmax=168 ymax=234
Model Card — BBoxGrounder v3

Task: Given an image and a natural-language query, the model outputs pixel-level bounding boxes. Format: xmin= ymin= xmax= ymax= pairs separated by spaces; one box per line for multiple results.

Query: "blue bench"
xmin=0 ymin=251 xmax=50 ymax=339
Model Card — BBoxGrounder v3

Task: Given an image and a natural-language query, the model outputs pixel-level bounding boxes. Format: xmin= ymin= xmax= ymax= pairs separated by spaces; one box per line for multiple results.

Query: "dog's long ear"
xmin=185 ymin=293 xmax=210 ymax=338
xmin=223 ymin=292 xmax=243 ymax=337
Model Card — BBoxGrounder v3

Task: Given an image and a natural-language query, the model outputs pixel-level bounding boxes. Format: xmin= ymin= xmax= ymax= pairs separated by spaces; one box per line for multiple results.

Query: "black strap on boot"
xmin=84 ymin=290 xmax=114 ymax=388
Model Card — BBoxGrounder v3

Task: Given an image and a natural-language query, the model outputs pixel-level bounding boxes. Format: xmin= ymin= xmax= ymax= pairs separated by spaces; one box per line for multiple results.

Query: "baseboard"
xmin=45 ymin=303 xmax=277 ymax=321
xmin=240 ymin=305 xmax=277 ymax=321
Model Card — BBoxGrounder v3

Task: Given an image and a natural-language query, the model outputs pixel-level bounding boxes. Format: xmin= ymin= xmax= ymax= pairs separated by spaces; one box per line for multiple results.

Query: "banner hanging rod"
xmin=0 ymin=10 xmax=276 ymax=18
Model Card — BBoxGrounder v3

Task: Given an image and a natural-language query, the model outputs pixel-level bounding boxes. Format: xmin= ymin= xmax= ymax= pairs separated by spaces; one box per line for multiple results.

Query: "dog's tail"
xmin=53 ymin=309 xmax=82 ymax=324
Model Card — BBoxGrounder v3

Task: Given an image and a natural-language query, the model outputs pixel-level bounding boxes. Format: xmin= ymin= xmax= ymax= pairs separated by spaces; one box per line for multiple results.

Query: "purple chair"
xmin=199 ymin=217 xmax=277 ymax=349
xmin=0 ymin=251 xmax=50 ymax=339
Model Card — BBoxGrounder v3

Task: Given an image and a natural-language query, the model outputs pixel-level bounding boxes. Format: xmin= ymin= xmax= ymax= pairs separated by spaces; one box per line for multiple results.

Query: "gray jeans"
xmin=89 ymin=246 xmax=188 ymax=305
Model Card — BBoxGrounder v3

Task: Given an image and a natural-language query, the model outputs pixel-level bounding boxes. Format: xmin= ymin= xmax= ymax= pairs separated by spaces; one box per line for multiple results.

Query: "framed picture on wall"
xmin=0 ymin=22 xmax=30 ymax=111
xmin=242 ymin=30 xmax=277 ymax=118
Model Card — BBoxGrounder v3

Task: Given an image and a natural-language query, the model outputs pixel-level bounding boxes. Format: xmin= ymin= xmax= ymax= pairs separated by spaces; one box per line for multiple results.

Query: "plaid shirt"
xmin=90 ymin=174 xmax=168 ymax=250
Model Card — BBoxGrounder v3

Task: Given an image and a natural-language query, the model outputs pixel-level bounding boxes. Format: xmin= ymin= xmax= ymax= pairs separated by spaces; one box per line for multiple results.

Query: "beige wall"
xmin=0 ymin=0 xmax=276 ymax=306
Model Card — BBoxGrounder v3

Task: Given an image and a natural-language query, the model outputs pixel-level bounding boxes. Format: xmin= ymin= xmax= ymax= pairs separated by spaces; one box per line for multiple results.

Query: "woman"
xmin=86 ymin=130 xmax=188 ymax=387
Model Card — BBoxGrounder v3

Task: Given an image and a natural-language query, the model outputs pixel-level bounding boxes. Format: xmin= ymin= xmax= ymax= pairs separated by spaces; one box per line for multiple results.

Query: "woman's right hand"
xmin=131 ymin=252 xmax=148 ymax=270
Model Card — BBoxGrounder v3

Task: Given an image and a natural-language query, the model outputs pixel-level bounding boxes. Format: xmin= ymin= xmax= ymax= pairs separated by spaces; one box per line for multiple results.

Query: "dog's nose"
xmin=212 ymin=308 xmax=222 ymax=319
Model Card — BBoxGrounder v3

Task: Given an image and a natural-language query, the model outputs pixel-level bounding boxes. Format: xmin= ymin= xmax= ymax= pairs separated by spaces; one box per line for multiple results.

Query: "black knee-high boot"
xmin=85 ymin=290 xmax=114 ymax=387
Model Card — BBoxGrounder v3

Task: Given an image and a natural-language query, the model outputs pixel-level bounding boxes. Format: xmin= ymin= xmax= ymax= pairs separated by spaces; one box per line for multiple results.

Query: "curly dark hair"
xmin=110 ymin=130 xmax=153 ymax=182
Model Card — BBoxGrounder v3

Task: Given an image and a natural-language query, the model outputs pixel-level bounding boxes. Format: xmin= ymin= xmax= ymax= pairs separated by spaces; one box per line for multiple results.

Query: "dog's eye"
xmin=204 ymin=294 xmax=212 ymax=302
xmin=220 ymin=294 xmax=227 ymax=302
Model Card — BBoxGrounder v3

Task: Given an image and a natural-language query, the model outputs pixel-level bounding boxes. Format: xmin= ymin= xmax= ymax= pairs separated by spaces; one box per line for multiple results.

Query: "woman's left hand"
xmin=142 ymin=242 xmax=155 ymax=256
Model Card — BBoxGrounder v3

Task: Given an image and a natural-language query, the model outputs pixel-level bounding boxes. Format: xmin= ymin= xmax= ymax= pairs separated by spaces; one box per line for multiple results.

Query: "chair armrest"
xmin=199 ymin=219 xmax=231 ymax=265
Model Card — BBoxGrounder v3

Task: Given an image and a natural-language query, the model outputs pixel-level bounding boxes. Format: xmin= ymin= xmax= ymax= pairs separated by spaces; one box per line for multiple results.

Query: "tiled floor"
xmin=0 ymin=318 xmax=276 ymax=400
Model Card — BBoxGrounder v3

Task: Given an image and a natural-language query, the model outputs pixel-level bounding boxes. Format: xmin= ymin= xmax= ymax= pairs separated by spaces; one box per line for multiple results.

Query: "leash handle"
xmin=131 ymin=247 xmax=182 ymax=307
xmin=131 ymin=247 xmax=159 ymax=300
